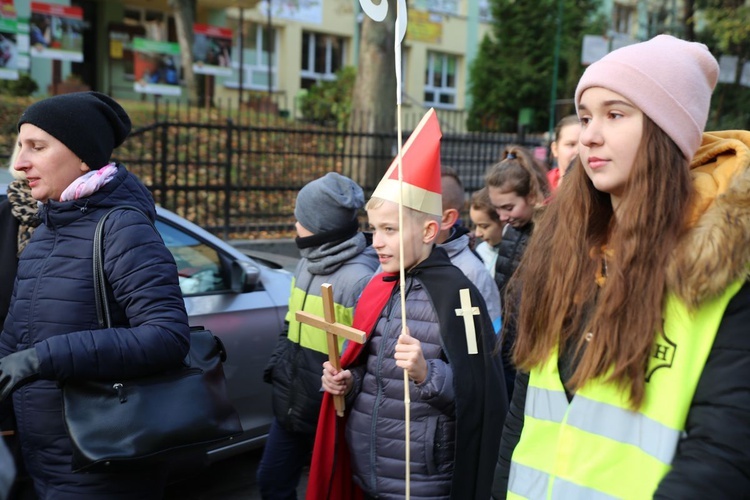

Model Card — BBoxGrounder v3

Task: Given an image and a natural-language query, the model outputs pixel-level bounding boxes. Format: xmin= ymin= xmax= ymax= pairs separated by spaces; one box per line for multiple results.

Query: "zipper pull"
xmin=113 ymin=383 xmax=127 ymax=403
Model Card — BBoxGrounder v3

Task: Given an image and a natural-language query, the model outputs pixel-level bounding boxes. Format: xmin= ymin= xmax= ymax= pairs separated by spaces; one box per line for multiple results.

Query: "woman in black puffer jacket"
xmin=0 ymin=92 xmax=190 ymax=499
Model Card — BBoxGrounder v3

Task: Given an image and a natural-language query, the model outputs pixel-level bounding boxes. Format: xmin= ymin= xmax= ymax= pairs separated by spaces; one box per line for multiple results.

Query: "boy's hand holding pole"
xmin=395 ymin=330 xmax=427 ymax=384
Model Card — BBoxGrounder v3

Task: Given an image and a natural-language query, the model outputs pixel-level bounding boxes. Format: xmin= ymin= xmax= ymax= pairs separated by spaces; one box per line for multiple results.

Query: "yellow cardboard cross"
xmin=455 ymin=288 xmax=480 ymax=355
xmin=296 ymin=283 xmax=367 ymax=416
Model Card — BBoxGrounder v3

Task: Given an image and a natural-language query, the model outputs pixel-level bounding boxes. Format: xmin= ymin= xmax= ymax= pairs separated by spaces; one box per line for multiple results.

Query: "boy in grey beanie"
xmin=294 ymin=172 xmax=364 ymax=241
xmin=258 ymin=172 xmax=378 ymax=498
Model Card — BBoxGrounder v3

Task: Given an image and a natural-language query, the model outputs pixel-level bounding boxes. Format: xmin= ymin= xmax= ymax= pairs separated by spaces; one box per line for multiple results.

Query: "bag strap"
xmin=93 ymin=206 xmax=154 ymax=329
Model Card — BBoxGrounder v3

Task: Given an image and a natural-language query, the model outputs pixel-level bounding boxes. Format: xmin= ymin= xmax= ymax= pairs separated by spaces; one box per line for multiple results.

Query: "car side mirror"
xmin=231 ymin=260 xmax=261 ymax=293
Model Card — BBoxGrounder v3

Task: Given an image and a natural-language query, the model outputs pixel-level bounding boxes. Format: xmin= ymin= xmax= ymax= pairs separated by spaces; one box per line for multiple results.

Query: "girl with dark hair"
xmin=493 ymin=35 xmax=750 ymax=499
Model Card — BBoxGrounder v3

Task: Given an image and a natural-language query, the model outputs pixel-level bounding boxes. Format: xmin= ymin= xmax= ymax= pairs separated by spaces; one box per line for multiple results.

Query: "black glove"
xmin=0 ymin=348 xmax=40 ymax=401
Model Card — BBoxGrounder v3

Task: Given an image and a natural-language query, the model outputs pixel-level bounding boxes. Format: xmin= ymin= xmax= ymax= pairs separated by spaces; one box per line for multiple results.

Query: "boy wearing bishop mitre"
xmin=308 ymin=109 xmax=508 ymax=500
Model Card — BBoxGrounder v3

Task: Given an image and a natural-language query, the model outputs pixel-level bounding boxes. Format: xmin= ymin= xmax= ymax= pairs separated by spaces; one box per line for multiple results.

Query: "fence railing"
xmin=109 ymin=102 xmax=547 ymax=239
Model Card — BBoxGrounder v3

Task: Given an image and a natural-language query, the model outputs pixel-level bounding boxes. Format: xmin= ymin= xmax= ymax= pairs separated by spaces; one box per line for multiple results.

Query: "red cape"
xmin=306 ymin=273 xmax=397 ymax=500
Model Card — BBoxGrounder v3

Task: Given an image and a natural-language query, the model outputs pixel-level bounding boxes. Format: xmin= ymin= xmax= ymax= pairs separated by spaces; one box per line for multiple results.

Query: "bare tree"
xmin=169 ymin=0 xmax=197 ymax=101
xmin=344 ymin=0 xmax=397 ymax=189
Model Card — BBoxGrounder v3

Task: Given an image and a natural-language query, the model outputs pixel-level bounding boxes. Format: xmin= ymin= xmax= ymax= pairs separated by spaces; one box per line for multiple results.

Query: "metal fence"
xmin=114 ymin=101 xmax=546 ymax=239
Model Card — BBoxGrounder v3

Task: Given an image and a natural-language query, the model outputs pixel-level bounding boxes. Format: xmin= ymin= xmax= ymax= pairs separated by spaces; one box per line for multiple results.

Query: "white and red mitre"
xmin=370 ymin=108 xmax=443 ymax=217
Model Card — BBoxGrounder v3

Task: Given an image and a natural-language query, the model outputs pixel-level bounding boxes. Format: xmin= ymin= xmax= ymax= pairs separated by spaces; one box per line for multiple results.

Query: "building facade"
xmin=9 ymin=0 xmax=493 ymax=114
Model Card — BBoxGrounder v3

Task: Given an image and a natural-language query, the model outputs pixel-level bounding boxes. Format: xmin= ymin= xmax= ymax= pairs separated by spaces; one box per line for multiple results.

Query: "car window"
xmin=0 ymin=168 xmax=13 ymax=184
xmin=155 ymin=220 xmax=229 ymax=296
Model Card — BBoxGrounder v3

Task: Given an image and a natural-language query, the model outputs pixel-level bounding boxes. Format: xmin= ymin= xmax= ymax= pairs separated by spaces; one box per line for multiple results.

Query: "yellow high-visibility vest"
xmin=509 ymin=278 xmax=744 ymax=500
xmin=285 ymin=277 xmax=355 ymax=355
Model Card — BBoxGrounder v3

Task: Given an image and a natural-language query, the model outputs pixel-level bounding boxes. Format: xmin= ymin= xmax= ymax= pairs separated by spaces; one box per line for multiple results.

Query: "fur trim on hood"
xmin=666 ymin=130 xmax=750 ymax=308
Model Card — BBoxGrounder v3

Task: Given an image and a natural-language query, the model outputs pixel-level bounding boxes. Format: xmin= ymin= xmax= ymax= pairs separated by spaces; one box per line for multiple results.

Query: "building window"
xmin=613 ymin=3 xmax=634 ymax=34
xmin=424 ymin=52 xmax=457 ymax=108
xmin=123 ymin=5 xmax=176 ymax=42
xmin=300 ymin=32 xmax=346 ymax=89
xmin=479 ymin=0 xmax=493 ymax=22
xmin=223 ymin=23 xmax=278 ymax=90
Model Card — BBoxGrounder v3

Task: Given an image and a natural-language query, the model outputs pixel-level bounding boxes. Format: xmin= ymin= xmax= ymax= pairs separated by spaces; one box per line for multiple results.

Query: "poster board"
xmin=0 ymin=17 xmax=18 ymax=79
xmin=0 ymin=0 xmax=15 ymax=18
xmin=407 ymin=10 xmax=442 ymax=44
xmin=193 ymin=24 xmax=232 ymax=77
xmin=133 ymin=37 xmax=181 ymax=96
xmin=29 ymin=2 xmax=83 ymax=62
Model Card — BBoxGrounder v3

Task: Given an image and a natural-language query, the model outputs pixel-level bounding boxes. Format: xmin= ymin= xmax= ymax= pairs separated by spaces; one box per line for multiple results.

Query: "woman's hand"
xmin=395 ymin=333 xmax=428 ymax=384
xmin=0 ymin=349 xmax=40 ymax=401
xmin=321 ymin=361 xmax=352 ymax=396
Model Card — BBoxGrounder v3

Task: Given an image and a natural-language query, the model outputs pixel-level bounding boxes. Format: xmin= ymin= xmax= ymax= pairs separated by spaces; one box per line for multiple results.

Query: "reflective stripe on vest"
xmin=509 ymin=462 xmax=619 ymax=500
xmin=524 ymin=386 xmax=682 ymax=464
xmin=285 ymin=278 xmax=355 ymax=355
xmin=509 ymin=278 xmax=744 ymax=499
xmin=524 ymin=385 xmax=567 ymax=423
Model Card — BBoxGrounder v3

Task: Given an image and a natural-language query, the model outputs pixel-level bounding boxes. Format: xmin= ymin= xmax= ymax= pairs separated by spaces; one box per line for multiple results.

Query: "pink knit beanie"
xmin=575 ymin=34 xmax=719 ymax=160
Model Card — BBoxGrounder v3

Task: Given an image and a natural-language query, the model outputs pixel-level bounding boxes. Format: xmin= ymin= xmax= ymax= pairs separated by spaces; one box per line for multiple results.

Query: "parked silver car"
xmin=155 ymin=208 xmax=292 ymax=461
xmin=0 ymin=167 xmax=12 ymax=195
xmin=1 ymin=184 xmax=292 ymax=463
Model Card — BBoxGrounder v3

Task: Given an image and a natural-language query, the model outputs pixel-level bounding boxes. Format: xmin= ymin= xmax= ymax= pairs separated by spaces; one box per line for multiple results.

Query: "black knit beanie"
xmin=17 ymin=91 xmax=132 ymax=169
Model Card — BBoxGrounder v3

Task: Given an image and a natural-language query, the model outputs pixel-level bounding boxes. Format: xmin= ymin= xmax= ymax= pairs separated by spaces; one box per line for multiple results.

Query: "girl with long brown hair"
xmin=493 ymin=35 xmax=750 ymax=498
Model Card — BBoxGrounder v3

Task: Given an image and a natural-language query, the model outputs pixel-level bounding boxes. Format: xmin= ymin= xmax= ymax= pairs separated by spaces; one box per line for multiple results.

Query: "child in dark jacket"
xmin=258 ymin=172 xmax=378 ymax=498
xmin=310 ymin=110 xmax=507 ymax=500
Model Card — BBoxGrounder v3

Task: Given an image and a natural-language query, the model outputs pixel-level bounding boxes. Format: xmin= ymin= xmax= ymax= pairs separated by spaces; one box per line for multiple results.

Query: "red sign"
xmin=194 ymin=24 xmax=232 ymax=40
xmin=0 ymin=0 xmax=15 ymax=18
xmin=31 ymin=2 xmax=82 ymax=19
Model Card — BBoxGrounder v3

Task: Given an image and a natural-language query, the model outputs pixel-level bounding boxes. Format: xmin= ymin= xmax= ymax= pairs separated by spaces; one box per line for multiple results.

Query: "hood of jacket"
xmin=439 ymin=225 xmax=471 ymax=260
xmin=666 ymin=130 xmax=750 ymax=308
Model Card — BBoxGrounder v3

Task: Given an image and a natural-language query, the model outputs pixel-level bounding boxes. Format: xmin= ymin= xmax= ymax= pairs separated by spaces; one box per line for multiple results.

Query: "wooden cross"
xmin=296 ymin=283 xmax=367 ymax=417
xmin=455 ymin=288 xmax=480 ymax=355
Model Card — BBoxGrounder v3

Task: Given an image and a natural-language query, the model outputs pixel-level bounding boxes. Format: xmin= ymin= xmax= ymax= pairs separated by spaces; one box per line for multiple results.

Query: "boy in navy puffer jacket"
xmin=311 ymin=110 xmax=507 ymax=500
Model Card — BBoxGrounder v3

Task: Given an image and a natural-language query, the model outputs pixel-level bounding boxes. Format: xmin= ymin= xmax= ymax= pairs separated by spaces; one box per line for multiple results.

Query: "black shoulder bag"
xmin=62 ymin=206 xmax=242 ymax=473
